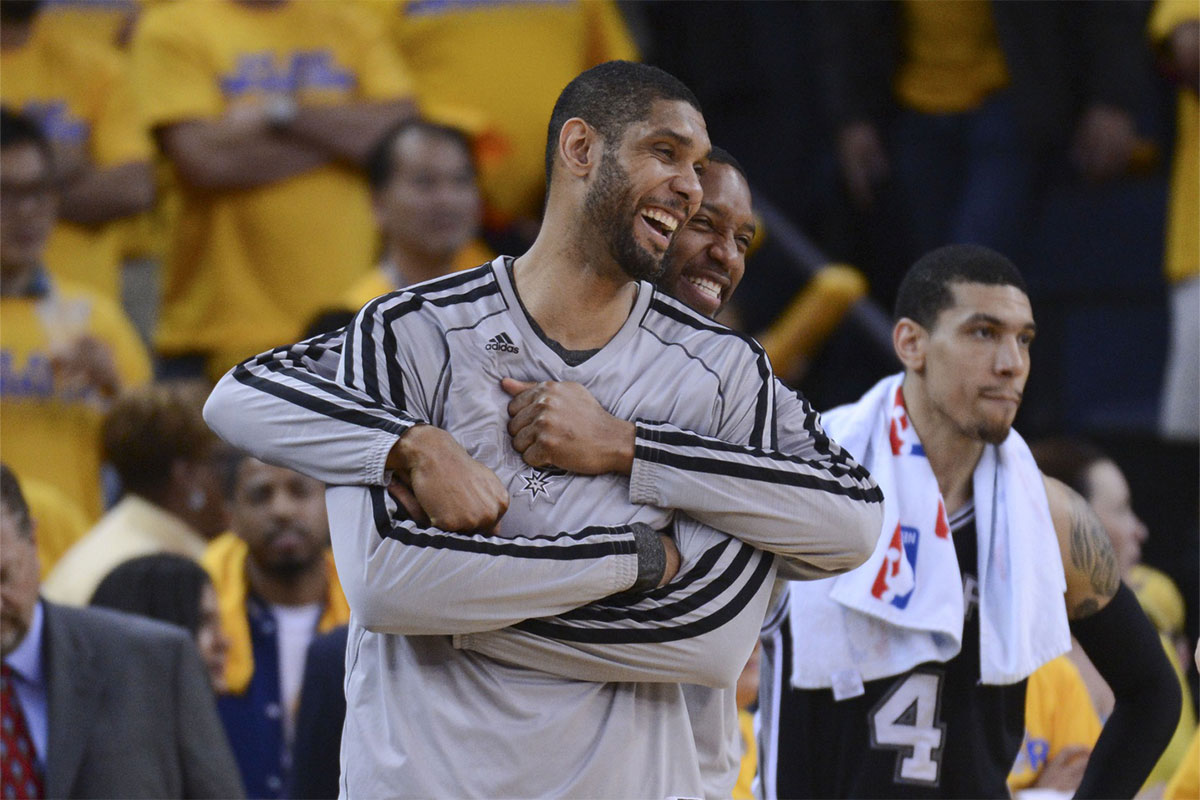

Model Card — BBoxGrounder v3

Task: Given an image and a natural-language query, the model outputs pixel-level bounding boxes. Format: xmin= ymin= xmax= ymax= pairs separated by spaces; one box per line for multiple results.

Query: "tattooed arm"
xmin=1045 ymin=476 xmax=1119 ymax=620
xmin=1043 ymin=476 xmax=1180 ymax=798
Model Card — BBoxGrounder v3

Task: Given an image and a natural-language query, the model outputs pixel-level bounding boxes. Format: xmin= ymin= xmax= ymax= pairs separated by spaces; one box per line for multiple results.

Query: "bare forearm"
xmin=284 ymin=99 xmax=415 ymax=165
xmin=161 ymin=119 xmax=330 ymax=191
xmin=58 ymin=162 xmax=155 ymax=224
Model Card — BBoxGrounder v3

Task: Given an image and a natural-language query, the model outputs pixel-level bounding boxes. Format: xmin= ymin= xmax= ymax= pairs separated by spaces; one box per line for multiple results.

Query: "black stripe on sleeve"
xmin=552 ymin=539 xmax=755 ymax=623
xmin=647 ymin=296 xmax=773 ymax=448
xmin=231 ymin=363 xmax=411 ymax=436
xmin=639 ymin=425 xmax=880 ymax=487
xmin=513 ymin=548 xmax=774 ymax=644
xmin=635 ymin=443 xmax=884 ymax=502
xmin=366 ymin=487 xmax=638 ymax=561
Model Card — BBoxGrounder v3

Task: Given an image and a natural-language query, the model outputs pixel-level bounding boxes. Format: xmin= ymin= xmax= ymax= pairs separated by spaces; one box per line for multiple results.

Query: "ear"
xmin=557 ymin=117 xmax=600 ymax=178
xmin=893 ymin=317 xmax=927 ymax=372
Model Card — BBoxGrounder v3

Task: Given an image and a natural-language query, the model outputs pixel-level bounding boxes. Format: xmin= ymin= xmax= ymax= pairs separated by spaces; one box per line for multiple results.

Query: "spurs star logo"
xmin=518 ymin=466 xmax=566 ymax=506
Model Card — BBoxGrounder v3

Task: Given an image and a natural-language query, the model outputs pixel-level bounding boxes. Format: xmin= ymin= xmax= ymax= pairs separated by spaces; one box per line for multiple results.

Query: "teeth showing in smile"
xmin=686 ymin=276 xmax=721 ymax=300
xmin=642 ymin=208 xmax=679 ymax=235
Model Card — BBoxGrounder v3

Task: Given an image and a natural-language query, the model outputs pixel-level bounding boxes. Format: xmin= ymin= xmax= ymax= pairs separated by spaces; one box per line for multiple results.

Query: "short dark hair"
xmin=894 ymin=244 xmax=1028 ymax=329
xmin=1030 ymin=437 xmax=1109 ymax=501
xmin=102 ymin=385 xmax=216 ymax=498
xmin=708 ymin=145 xmax=747 ymax=182
xmin=0 ymin=464 xmax=33 ymax=537
xmin=543 ymin=60 xmax=702 ymax=182
xmin=366 ymin=118 xmax=476 ymax=193
xmin=90 ymin=554 xmax=213 ymax=635
xmin=0 ymin=105 xmax=52 ymax=164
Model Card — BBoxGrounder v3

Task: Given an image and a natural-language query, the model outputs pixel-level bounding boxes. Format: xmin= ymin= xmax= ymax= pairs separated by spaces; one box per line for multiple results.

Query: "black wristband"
xmin=629 ymin=522 xmax=666 ymax=593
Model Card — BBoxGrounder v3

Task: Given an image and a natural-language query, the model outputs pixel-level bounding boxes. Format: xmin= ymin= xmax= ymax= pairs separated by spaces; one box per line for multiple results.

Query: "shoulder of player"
xmin=1042 ymin=473 xmax=1120 ymax=615
xmin=641 ymin=288 xmax=767 ymax=365
xmin=362 ymin=262 xmax=503 ymax=329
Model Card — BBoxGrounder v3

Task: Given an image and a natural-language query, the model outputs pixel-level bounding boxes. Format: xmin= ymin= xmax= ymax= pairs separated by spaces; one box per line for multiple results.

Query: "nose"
xmin=994 ymin=334 xmax=1026 ymax=376
xmin=267 ymin=491 xmax=295 ymax=521
xmin=709 ymin=231 xmax=737 ymax=270
xmin=670 ymin=166 xmax=703 ymax=214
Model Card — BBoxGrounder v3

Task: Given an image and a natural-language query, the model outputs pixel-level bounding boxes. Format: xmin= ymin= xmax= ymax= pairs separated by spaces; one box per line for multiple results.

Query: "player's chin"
xmin=974 ymin=417 xmax=1015 ymax=445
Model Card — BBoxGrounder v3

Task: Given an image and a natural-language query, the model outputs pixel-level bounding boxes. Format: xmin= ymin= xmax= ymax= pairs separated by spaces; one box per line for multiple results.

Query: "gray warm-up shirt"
xmin=205 ymin=258 xmax=882 ymax=798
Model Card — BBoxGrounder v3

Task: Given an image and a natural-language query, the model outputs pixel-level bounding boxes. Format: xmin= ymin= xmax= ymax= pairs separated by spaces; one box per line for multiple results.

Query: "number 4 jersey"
xmin=761 ymin=503 xmax=1028 ymax=798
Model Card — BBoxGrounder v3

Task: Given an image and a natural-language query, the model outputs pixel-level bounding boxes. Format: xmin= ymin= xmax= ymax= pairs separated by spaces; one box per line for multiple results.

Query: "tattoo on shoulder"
xmin=1067 ymin=492 xmax=1119 ymax=614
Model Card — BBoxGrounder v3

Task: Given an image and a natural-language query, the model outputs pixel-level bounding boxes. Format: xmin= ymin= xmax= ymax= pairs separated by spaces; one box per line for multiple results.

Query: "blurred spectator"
xmin=91 ymin=553 xmax=230 ymax=691
xmin=360 ymin=0 xmax=637 ymax=234
xmin=1150 ymin=0 xmax=1199 ymax=442
xmin=203 ymin=456 xmax=349 ymax=799
xmin=289 ymin=624 xmax=348 ymax=800
xmin=1033 ymin=436 xmax=1197 ymax=793
xmin=0 ymin=464 xmax=244 ymax=798
xmin=17 ymin=475 xmax=89 ymax=581
xmin=1008 ymin=655 xmax=1102 ymax=794
xmin=341 ymin=118 xmax=489 ymax=309
xmin=0 ymin=106 xmax=152 ymax=520
xmin=42 ymin=383 xmax=228 ymax=606
xmin=130 ymin=0 xmax=418 ymax=381
xmin=818 ymin=1 xmax=1145 ymax=293
xmin=0 ymin=0 xmax=155 ymax=302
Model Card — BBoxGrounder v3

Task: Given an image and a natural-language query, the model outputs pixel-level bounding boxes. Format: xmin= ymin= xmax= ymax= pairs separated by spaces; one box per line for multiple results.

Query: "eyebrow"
xmin=962 ymin=312 xmax=1037 ymax=333
xmin=649 ymin=128 xmax=692 ymax=146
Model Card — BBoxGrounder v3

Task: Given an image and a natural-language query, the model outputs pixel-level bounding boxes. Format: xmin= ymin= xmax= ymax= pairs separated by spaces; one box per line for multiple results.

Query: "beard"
xmin=583 ymin=151 xmax=665 ymax=283
xmin=973 ymin=419 xmax=1014 ymax=445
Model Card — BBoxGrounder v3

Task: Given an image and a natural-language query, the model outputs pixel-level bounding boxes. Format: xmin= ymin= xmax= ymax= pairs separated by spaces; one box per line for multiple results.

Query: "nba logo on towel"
xmin=871 ymin=524 xmax=919 ymax=608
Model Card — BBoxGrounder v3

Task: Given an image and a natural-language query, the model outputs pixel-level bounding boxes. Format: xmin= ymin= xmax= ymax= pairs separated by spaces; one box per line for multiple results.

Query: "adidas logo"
xmin=485 ymin=332 xmax=520 ymax=353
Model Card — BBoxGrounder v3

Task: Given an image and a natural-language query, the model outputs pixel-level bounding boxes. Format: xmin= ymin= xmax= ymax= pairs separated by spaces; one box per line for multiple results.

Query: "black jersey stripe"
xmin=577 ymin=534 xmax=733 ymax=608
xmin=639 ymin=424 xmax=881 ymax=484
xmin=781 ymin=383 xmax=861 ymax=472
xmin=406 ymin=262 xmax=494 ymax=295
xmin=636 ymin=444 xmax=885 ymax=502
xmin=346 ymin=280 xmax=501 ymax=402
xmin=513 ymin=549 xmax=773 ymax=644
xmin=252 ymin=358 xmax=416 ymax=424
xmin=232 ymin=363 xmax=411 ymax=436
xmin=646 ymin=296 xmax=773 ymax=447
xmin=751 ymin=348 xmax=772 ymax=448
xmin=550 ymin=539 xmax=756 ymax=624
xmin=345 ymin=292 xmax=392 ymax=398
xmin=368 ymin=487 xmax=639 ymax=560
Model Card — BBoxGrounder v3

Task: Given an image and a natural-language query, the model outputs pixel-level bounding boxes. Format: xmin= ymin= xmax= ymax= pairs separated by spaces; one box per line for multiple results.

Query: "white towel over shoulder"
xmin=787 ymin=374 xmax=1070 ymax=689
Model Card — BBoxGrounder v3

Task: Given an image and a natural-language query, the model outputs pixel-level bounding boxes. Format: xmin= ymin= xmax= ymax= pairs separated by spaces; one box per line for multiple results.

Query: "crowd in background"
xmin=0 ymin=0 xmax=1196 ymax=798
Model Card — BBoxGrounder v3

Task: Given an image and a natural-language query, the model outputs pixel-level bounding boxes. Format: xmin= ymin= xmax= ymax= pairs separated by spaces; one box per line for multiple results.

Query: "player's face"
xmin=920 ymin=282 xmax=1035 ymax=445
xmin=374 ymin=129 xmax=482 ymax=265
xmin=230 ymin=459 xmax=330 ymax=578
xmin=0 ymin=143 xmax=56 ymax=273
xmin=0 ymin=504 xmax=40 ymax=658
xmin=585 ymin=99 xmax=709 ymax=282
xmin=1084 ymin=459 xmax=1147 ymax=578
xmin=660 ymin=163 xmax=754 ymax=317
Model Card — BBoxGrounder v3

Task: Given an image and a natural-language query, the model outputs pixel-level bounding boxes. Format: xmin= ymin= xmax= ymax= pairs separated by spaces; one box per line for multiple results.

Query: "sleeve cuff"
xmin=629 ymin=421 xmax=665 ymax=506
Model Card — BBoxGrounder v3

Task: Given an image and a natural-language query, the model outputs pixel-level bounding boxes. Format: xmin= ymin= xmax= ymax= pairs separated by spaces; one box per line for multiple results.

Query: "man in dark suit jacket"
xmin=0 ymin=464 xmax=244 ymax=799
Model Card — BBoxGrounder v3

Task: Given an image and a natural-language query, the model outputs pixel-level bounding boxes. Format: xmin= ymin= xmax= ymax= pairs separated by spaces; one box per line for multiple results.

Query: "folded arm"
xmin=456 ymin=516 xmax=776 ymax=688
xmin=328 ymin=483 xmax=676 ymax=636
xmin=505 ymin=377 xmax=882 ymax=578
